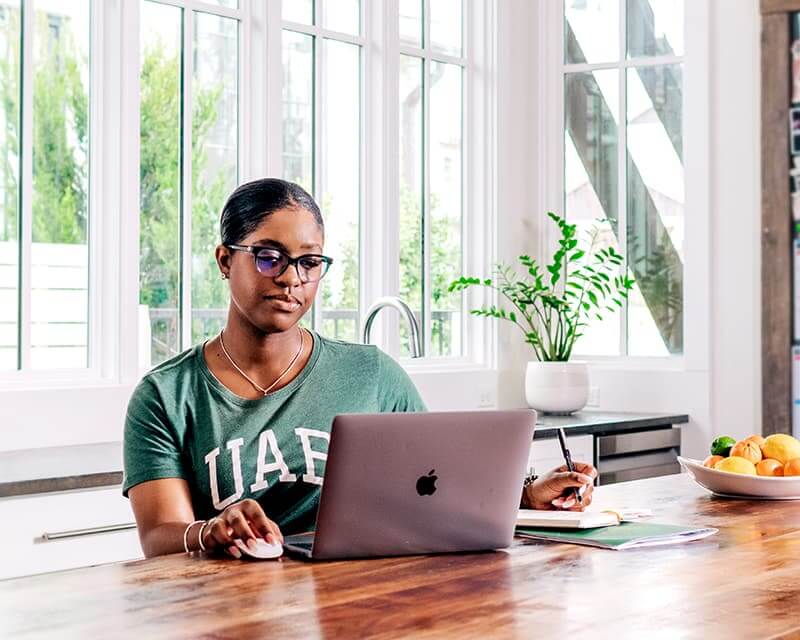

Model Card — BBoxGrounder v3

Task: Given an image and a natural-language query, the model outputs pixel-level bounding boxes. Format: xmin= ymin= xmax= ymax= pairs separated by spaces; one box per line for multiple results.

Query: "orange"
xmin=783 ymin=459 xmax=800 ymax=476
xmin=761 ymin=434 xmax=800 ymax=464
xmin=714 ymin=456 xmax=757 ymax=475
xmin=756 ymin=459 xmax=784 ymax=477
xmin=703 ymin=455 xmax=724 ymax=469
xmin=729 ymin=440 xmax=763 ymax=465
xmin=746 ymin=435 xmax=766 ymax=448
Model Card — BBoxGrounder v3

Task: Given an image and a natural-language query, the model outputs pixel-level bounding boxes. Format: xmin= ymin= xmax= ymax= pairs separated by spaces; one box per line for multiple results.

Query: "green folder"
xmin=515 ymin=522 xmax=718 ymax=550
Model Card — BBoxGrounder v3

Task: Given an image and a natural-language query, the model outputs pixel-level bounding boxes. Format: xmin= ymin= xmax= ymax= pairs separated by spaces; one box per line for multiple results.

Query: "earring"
xmin=221 ymin=273 xmax=228 ymax=280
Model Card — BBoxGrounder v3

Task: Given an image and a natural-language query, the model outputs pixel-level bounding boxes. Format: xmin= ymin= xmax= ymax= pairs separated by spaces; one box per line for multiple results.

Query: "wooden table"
xmin=3 ymin=474 xmax=800 ymax=639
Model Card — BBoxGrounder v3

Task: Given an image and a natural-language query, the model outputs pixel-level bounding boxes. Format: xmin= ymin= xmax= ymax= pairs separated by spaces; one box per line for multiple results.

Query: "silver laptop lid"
xmin=310 ymin=409 xmax=536 ymax=560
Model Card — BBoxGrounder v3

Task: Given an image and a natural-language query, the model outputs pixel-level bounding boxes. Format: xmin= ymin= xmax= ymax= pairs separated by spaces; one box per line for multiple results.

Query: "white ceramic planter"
xmin=524 ymin=361 xmax=589 ymax=415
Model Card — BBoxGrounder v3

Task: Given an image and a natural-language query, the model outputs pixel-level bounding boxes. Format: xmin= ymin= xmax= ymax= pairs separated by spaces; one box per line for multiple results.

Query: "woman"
xmin=124 ymin=178 xmax=596 ymax=559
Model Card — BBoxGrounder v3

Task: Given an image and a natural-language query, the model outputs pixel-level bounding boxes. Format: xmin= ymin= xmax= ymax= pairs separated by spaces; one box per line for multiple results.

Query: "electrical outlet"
xmin=478 ymin=390 xmax=495 ymax=408
xmin=587 ymin=386 xmax=600 ymax=407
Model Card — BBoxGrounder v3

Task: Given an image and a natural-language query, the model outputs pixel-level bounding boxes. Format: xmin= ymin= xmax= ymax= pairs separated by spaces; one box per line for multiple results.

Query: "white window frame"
xmin=538 ymin=0 xmax=710 ymax=374
xmin=279 ymin=0 xmax=367 ymax=337
xmin=0 ymin=0 xmax=122 ymax=388
xmin=0 ymin=0 xmax=250 ymax=388
xmin=274 ymin=0 xmax=497 ymax=373
xmin=143 ymin=0 xmax=248 ymax=358
xmin=0 ymin=0 xmax=497 ymax=416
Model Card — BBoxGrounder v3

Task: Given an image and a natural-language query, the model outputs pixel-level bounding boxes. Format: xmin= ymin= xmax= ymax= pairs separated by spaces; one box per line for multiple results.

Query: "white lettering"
xmin=295 ymin=427 xmax=330 ymax=486
xmin=249 ymin=429 xmax=297 ymax=492
xmin=204 ymin=437 xmax=245 ymax=510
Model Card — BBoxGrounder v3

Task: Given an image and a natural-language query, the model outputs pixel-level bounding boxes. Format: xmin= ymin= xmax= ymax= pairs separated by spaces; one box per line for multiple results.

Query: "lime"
xmin=711 ymin=436 xmax=736 ymax=457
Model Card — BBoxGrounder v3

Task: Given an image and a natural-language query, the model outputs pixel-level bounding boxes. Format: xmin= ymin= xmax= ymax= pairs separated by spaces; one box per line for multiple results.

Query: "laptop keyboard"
xmin=284 ymin=534 xmax=315 ymax=551
xmin=290 ymin=540 xmax=313 ymax=551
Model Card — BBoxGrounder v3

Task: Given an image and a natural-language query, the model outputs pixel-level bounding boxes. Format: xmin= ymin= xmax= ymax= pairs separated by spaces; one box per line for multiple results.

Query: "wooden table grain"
xmin=3 ymin=474 xmax=800 ymax=639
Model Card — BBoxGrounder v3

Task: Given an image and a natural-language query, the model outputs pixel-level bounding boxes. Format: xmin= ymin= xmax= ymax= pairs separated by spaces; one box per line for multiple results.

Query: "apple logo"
xmin=416 ymin=469 xmax=438 ymax=496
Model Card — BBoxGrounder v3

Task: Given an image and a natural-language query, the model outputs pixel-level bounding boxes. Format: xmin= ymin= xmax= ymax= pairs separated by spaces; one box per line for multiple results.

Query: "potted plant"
xmin=449 ymin=213 xmax=634 ymax=414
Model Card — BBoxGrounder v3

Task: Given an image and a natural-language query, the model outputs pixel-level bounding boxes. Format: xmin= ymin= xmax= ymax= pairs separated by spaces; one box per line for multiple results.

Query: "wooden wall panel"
xmin=762 ymin=0 xmax=800 ymax=15
xmin=761 ymin=13 xmax=793 ymax=435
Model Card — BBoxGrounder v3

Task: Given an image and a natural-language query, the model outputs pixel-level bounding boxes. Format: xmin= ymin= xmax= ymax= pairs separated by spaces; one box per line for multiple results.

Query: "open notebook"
xmin=516 ymin=508 xmax=652 ymax=529
xmin=516 ymin=522 xmax=718 ymax=550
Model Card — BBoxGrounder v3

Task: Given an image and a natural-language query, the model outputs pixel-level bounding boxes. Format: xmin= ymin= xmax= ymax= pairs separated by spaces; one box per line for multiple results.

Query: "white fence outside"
xmin=0 ymin=240 xmax=464 ymax=371
xmin=0 ymin=241 xmax=88 ymax=370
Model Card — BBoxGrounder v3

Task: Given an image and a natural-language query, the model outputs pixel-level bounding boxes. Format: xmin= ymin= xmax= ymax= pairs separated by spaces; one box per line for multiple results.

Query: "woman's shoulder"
xmin=131 ymin=345 xmax=202 ymax=404
xmin=316 ymin=333 xmax=381 ymax=364
xmin=315 ymin=334 xmax=407 ymax=378
xmin=314 ymin=333 xmax=425 ymax=412
xmin=141 ymin=345 xmax=199 ymax=381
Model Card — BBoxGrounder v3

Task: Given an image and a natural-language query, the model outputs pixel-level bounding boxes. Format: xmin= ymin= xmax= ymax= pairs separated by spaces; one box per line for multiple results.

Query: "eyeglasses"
xmin=226 ymin=244 xmax=333 ymax=283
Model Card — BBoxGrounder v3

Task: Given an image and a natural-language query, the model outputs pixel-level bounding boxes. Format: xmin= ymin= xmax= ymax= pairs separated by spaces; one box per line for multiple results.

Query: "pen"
xmin=556 ymin=427 xmax=582 ymax=504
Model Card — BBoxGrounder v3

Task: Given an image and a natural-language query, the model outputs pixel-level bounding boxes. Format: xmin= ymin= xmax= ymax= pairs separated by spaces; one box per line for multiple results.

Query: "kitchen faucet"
xmin=361 ymin=296 xmax=422 ymax=358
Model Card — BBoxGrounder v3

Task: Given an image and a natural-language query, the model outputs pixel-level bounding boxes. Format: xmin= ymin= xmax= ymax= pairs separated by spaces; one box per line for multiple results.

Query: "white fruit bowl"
xmin=678 ymin=456 xmax=800 ymax=500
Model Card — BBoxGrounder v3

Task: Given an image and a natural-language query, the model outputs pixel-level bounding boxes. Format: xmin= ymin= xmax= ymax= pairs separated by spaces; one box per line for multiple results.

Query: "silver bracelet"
xmin=197 ymin=519 xmax=211 ymax=552
xmin=183 ymin=520 xmax=204 ymax=554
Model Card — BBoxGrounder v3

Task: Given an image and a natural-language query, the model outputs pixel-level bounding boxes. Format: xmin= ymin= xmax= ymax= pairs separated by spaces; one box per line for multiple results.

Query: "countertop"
xmin=0 ymin=411 xmax=687 ymax=499
xmin=533 ymin=410 xmax=687 ymax=439
xmin=0 ymin=442 xmax=122 ymax=498
xmin=3 ymin=474 xmax=797 ymax=638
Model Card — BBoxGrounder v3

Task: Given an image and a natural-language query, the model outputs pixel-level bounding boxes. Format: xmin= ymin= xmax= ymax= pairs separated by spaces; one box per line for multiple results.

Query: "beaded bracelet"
xmin=522 ymin=469 xmax=538 ymax=488
xmin=183 ymin=520 xmax=204 ymax=554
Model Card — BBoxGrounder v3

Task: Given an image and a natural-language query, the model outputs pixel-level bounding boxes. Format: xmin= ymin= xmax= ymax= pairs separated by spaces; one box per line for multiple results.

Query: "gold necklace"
xmin=218 ymin=328 xmax=305 ymax=396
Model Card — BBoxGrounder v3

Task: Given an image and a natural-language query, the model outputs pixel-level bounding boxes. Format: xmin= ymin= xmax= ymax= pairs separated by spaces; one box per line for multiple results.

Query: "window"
xmin=562 ymin=0 xmax=684 ymax=357
xmin=0 ymin=0 xmax=91 ymax=371
xmin=281 ymin=2 xmax=362 ymax=343
xmin=279 ymin=1 xmax=473 ymax=361
xmin=132 ymin=0 xmax=484 ymax=370
xmin=399 ymin=0 xmax=464 ymax=358
xmin=139 ymin=0 xmax=240 ymax=368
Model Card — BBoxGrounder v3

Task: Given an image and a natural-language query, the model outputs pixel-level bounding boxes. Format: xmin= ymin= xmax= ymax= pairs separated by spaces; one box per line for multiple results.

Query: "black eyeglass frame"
xmin=226 ymin=244 xmax=334 ymax=283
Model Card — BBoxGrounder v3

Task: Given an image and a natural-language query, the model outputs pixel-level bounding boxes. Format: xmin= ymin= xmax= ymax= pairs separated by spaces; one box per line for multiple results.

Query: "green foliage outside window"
xmin=1 ymin=9 xmax=463 ymax=360
xmin=0 ymin=10 xmax=89 ymax=246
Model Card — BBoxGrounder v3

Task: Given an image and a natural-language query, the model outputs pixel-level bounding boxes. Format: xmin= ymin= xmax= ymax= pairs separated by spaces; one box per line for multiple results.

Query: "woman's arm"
xmin=128 ymin=478 xmax=199 ymax=558
xmin=129 ymin=478 xmax=285 ymax=559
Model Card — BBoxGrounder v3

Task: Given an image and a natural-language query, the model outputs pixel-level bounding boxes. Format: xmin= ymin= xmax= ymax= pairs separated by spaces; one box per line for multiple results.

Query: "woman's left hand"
xmin=522 ymin=462 xmax=597 ymax=511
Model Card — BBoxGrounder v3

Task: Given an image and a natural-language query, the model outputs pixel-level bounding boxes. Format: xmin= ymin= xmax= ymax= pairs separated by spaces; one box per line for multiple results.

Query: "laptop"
xmin=283 ymin=409 xmax=537 ymax=560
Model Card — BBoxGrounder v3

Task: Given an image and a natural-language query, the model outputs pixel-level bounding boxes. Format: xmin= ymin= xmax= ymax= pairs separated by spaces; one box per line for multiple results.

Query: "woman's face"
xmin=219 ymin=207 xmax=324 ymax=334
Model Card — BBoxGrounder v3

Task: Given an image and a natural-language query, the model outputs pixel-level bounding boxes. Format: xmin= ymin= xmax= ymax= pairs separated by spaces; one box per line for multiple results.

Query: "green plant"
xmin=448 ymin=212 xmax=634 ymax=362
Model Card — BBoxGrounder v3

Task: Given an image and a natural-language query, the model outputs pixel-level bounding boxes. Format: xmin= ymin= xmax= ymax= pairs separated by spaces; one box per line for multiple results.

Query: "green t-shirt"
xmin=123 ymin=332 xmax=427 ymax=534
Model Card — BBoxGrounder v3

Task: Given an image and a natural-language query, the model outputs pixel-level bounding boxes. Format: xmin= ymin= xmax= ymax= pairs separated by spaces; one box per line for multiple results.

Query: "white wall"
xmin=708 ymin=0 xmax=762 ymax=448
xmin=495 ymin=0 xmax=540 ymax=410
xmin=493 ymin=0 xmax=762 ymax=460
xmin=0 ymin=0 xmax=762 ymax=457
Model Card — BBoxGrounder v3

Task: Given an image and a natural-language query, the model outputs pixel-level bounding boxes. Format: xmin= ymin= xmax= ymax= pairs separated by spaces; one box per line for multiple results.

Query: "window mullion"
xmin=357 ymin=9 xmax=366 ymax=343
xmin=238 ymin=6 xmax=247 ymax=181
xmin=89 ymin=0 xmax=112 ymax=377
xmin=421 ymin=55 xmax=431 ymax=358
xmin=617 ymin=0 xmax=628 ymax=357
xmin=423 ymin=0 xmax=430 ymax=48
xmin=364 ymin=0 xmax=400 ymax=355
xmin=284 ymin=22 xmax=365 ymax=47
xmin=18 ymin=0 xmax=34 ymax=371
xmin=118 ymin=0 xmax=142 ymax=382
xmin=398 ymin=45 xmax=464 ymax=67
xmin=312 ymin=31 xmax=323 ymax=331
xmin=418 ymin=0 xmax=432 ymax=357
xmin=265 ymin=0 xmax=283 ymax=176
xmin=158 ymin=0 xmax=243 ymax=21
xmin=180 ymin=8 xmax=194 ymax=350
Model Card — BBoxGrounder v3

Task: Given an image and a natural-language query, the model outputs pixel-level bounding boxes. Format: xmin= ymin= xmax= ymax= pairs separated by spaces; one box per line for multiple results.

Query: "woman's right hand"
xmin=201 ymin=499 xmax=284 ymax=558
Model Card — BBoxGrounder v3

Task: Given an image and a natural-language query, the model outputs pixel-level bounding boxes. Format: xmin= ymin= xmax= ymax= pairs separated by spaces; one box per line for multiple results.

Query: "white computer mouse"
xmin=233 ymin=538 xmax=284 ymax=560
